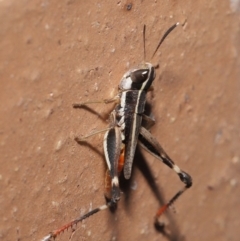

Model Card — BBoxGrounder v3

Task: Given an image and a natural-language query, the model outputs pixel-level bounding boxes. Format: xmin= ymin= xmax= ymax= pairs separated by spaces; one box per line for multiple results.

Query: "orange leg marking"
xmin=49 ymin=220 xmax=76 ymax=239
xmin=155 ymin=204 xmax=168 ymax=219
xmin=104 ymin=170 xmax=112 ymax=200
xmin=118 ymin=147 xmax=125 ymax=173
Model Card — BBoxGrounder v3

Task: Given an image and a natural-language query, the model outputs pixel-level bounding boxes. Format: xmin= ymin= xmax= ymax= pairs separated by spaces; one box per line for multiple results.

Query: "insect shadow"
xmin=73 ymin=105 xmax=110 ymax=122
xmin=134 ymin=148 xmax=185 ymax=241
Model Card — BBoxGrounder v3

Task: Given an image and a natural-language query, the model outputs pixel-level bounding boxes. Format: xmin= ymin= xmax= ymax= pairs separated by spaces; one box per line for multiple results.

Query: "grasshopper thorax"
xmin=119 ymin=62 xmax=156 ymax=91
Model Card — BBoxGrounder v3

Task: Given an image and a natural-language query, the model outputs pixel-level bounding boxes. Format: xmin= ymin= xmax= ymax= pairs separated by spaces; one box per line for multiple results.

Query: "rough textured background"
xmin=0 ymin=1 xmax=240 ymax=241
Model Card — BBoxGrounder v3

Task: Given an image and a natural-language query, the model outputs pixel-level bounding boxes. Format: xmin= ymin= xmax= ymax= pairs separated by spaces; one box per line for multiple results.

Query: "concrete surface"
xmin=0 ymin=1 xmax=240 ymax=241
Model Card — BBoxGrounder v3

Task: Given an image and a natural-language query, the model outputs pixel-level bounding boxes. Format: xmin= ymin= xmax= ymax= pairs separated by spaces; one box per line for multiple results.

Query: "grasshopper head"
xmin=119 ymin=62 xmax=156 ymax=91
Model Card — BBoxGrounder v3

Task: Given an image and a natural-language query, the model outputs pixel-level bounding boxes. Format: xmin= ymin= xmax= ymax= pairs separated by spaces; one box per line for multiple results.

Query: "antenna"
xmin=143 ymin=24 xmax=146 ymax=62
xmin=151 ymin=22 xmax=180 ymax=59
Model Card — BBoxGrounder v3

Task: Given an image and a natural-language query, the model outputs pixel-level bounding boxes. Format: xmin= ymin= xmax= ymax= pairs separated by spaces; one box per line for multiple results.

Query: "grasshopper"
xmin=41 ymin=23 xmax=192 ymax=241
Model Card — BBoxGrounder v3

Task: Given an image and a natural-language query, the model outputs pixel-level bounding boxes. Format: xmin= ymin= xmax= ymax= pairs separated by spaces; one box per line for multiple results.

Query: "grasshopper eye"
xmin=130 ymin=69 xmax=149 ymax=84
